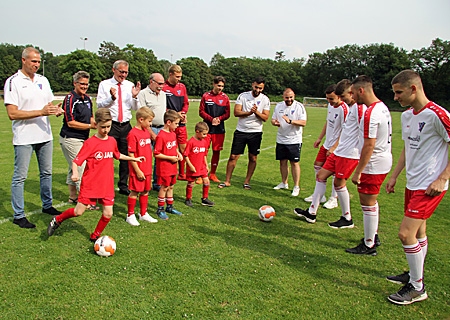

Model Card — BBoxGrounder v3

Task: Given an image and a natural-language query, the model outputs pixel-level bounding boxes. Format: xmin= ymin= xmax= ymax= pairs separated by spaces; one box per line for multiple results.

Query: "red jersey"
xmin=184 ymin=137 xmax=210 ymax=177
xmin=154 ymin=130 xmax=178 ymax=176
xmin=74 ymin=135 xmax=121 ymax=199
xmin=199 ymin=91 xmax=231 ymax=134
xmin=127 ymin=127 xmax=153 ymax=176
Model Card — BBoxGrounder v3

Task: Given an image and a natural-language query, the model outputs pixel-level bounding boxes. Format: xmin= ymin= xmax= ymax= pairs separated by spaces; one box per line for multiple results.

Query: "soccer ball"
xmin=94 ymin=236 xmax=116 ymax=257
xmin=259 ymin=205 xmax=276 ymax=222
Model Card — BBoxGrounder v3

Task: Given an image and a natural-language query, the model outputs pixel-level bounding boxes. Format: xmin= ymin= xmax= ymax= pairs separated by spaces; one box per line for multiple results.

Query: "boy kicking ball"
xmin=47 ymin=109 xmax=145 ymax=241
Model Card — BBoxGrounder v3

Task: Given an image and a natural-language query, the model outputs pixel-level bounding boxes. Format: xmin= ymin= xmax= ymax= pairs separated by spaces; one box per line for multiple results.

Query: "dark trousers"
xmin=109 ymin=121 xmax=132 ymax=191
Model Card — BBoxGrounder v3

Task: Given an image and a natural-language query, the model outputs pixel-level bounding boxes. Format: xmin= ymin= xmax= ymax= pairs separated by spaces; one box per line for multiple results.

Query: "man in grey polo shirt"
xmin=138 ymin=72 xmax=167 ymax=190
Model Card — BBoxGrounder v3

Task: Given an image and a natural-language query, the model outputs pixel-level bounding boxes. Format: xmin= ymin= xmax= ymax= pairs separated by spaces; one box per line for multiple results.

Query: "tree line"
xmin=1 ymin=39 xmax=449 ymax=108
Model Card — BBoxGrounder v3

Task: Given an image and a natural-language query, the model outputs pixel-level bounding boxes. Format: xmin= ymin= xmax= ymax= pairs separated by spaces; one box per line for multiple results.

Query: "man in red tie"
xmin=97 ymin=60 xmax=141 ymax=195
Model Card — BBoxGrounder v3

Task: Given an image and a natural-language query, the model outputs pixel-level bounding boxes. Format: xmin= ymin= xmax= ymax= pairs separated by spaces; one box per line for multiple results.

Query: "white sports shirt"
xmin=360 ymin=101 xmax=392 ymax=174
xmin=235 ymin=91 xmax=271 ymax=133
xmin=402 ymin=102 xmax=450 ymax=190
xmin=323 ymin=101 xmax=348 ymax=150
xmin=335 ymin=103 xmax=366 ymax=159
xmin=4 ymin=70 xmax=54 ymax=145
xmin=272 ymin=100 xmax=307 ymax=144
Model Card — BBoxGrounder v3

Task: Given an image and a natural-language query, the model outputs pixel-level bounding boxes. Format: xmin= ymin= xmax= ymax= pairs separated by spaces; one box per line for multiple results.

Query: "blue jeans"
xmin=11 ymin=141 xmax=54 ymax=219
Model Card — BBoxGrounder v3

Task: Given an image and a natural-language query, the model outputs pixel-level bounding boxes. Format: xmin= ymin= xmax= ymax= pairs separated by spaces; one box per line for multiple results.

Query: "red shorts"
xmin=78 ymin=196 xmax=114 ymax=206
xmin=357 ymin=173 xmax=388 ymax=195
xmin=322 ymin=154 xmax=358 ymax=179
xmin=208 ymin=133 xmax=225 ymax=151
xmin=129 ymin=174 xmax=151 ymax=193
xmin=315 ymin=145 xmax=329 ymax=164
xmin=404 ymin=188 xmax=447 ymax=219
xmin=175 ymin=126 xmax=187 ymax=145
xmin=158 ymin=175 xmax=177 ymax=187
xmin=186 ymin=173 xmax=208 ymax=182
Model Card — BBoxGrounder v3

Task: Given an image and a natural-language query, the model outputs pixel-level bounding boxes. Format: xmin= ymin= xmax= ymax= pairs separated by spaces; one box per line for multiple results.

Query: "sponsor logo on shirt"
xmin=166 ymin=141 xmax=176 ymax=149
xmin=192 ymin=147 xmax=206 ymax=154
xmin=139 ymin=138 xmax=151 ymax=147
xmin=94 ymin=151 xmax=114 ymax=160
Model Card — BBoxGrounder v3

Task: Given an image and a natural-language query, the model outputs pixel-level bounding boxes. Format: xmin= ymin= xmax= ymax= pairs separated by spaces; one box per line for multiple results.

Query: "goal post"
xmin=302 ymin=97 xmax=328 ymax=108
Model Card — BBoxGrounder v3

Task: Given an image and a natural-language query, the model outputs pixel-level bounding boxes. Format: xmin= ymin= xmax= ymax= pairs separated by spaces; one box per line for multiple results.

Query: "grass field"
xmin=0 ymin=100 xmax=449 ymax=319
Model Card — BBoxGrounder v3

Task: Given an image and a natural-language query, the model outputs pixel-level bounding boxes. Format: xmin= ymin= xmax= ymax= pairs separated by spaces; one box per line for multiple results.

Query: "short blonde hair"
xmin=195 ymin=122 xmax=209 ymax=132
xmin=136 ymin=107 xmax=155 ymax=120
xmin=95 ymin=108 xmax=112 ymax=123
xmin=168 ymin=64 xmax=182 ymax=74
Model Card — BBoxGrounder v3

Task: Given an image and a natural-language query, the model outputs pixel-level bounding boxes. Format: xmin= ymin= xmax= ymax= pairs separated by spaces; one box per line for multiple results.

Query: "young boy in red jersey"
xmin=47 ymin=109 xmax=145 ymax=241
xmin=184 ymin=122 xmax=215 ymax=207
xmin=153 ymin=110 xmax=183 ymax=220
xmin=126 ymin=107 xmax=158 ymax=226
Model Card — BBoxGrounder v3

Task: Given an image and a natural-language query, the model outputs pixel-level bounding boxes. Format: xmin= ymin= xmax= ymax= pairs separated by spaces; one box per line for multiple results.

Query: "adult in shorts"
xmin=271 ymin=88 xmax=307 ymax=197
xmin=346 ymin=75 xmax=392 ymax=256
xmin=294 ymin=80 xmax=365 ymax=227
xmin=199 ymin=75 xmax=230 ymax=183
xmin=385 ymin=70 xmax=449 ymax=305
xmin=303 ymin=84 xmax=347 ymax=209
xmin=218 ymin=77 xmax=270 ymax=190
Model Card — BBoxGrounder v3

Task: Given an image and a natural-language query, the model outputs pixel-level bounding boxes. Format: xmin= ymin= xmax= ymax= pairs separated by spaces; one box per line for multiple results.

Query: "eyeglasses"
xmin=152 ymin=80 xmax=165 ymax=86
xmin=115 ymin=69 xmax=129 ymax=75
xmin=77 ymin=82 xmax=89 ymax=87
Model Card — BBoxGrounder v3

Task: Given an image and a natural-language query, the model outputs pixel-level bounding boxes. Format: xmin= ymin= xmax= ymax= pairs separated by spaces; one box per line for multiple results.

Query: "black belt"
xmin=151 ymin=125 xmax=164 ymax=128
xmin=112 ymin=120 xmax=130 ymax=127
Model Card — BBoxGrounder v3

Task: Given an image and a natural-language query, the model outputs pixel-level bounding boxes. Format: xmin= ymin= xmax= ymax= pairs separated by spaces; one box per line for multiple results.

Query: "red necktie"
xmin=117 ymin=82 xmax=123 ymax=122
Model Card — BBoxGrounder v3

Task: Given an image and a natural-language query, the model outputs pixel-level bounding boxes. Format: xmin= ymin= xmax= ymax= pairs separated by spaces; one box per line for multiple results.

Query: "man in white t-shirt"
xmin=271 ymin=88 xmax=307 ymax=196
xmin=218 ymin=77 xmax=271 ymax=189
xmin=385 ymin=70 xmax=450 ymax=305
xmin=346 ymin=75 xmax=392 ymax=256
xmin=303 ymin=84 xmax=347 ymax=209
xmin=4 ymin=47 xmax=64 ymax=228
xmin=295 ymin=79 xmax=365 ymax=228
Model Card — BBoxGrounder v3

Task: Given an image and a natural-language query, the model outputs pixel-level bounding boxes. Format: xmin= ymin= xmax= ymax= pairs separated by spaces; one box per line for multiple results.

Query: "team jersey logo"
xmin=418 ymin=122 xmax=426 ymax=132
xmin=166 ymin=141 xmax=176 ymax=149
xmin=38 ymin=84 xmax=42 ymax=90
xmin=139 ymin=138 xmax=151 ymax=147
xmin=219 ymin=100 xmax=223 ymax=104
xmin=192 ymin=146 xmax=206 ymax=154
xmin=177 ymin=90 xmax=181 ymax=95
xmin=94 ymin=151 xmax=114 ymax=160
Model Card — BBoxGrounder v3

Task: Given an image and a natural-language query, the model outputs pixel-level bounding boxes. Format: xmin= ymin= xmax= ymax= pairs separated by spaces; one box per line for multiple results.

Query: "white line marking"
xmin=0 ymin=202 xmax=69 ymax=225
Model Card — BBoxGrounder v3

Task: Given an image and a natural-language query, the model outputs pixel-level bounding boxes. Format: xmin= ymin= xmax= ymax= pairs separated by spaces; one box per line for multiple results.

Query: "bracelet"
xmin=289 ymin=119 xmax=292 ymax=124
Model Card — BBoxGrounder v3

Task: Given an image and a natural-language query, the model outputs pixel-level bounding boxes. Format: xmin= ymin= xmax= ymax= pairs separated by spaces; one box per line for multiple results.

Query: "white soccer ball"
xmin=94 ymin=236 xmax=116 ymax=257
xmin=259 ymin=205 xmax=276 ymax=222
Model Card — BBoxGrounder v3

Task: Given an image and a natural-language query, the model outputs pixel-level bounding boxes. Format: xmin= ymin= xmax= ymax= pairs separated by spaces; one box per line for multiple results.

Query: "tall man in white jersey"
xmin=295 ymin=79 xmax=365 ymax=227
xmin=385 ymin=70 xmax=450 ymax=305
xmin=346 ymin=75 xmax=392 ymax=256
xmin=4 ymin=47 xmax=64 ymax=228
xmin=271 ymin=88 xmax=307 ymax=196
xmin=218 ymin=77 xmax=271 ymax=189
xmin=304 ymin=84 xmax=346 ymax=209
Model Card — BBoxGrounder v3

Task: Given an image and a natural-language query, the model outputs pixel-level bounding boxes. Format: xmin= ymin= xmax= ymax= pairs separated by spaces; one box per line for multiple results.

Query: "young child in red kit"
xmin=47 ymin=109 xmax=145 ymax=241
xmin=184 ymin=122 xmax=214 ymax=207
xmin=126 ymin=107 xmax=158 ymax=226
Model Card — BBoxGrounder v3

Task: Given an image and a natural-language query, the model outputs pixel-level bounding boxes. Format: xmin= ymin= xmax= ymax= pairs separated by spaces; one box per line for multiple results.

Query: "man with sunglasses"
xmin=97 ymin=60 xmax=141 ymax=195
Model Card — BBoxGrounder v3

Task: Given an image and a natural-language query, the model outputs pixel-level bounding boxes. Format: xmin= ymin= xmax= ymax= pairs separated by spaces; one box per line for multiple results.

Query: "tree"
xmin=275 ymin=51 xmax=286 ymax=61
xmin=98 ymin=41 xmax=122 ymax=76
xmin=178 ymin=57 xmax=212 ymax=96
xmin=121 ymin=44 xmax=162 ymax=86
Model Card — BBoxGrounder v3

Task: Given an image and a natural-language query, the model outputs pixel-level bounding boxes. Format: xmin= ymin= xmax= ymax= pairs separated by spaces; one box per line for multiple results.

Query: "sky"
xmin=2 ymin=0 xmax=449 ymax=64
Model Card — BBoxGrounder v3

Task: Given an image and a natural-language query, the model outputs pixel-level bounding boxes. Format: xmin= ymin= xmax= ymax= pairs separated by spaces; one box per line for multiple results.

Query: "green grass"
xmin=0 ymin=100 xmax=449 ymax=319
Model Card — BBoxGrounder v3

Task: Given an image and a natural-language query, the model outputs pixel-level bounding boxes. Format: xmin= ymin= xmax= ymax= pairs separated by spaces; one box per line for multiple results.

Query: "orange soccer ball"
xmin=258 ymin=205 xmax=276 ymax=222
xmin=94 ymin=236 xmax=116 ymax=257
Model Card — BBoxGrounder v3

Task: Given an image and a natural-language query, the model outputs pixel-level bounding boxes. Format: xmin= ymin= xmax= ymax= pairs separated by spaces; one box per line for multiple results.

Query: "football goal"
xmin=302 ymin=97 xmax=328 ymax=108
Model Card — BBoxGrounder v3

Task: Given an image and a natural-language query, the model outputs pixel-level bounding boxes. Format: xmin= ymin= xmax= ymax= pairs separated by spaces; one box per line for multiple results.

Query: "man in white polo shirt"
xmin=4 ymin=46 xmax=63 ymax=228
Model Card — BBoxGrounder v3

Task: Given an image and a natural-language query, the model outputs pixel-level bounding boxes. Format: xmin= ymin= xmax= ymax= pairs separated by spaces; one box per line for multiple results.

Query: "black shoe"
xmin=118 ymin=189 xmax=130 ymax=196
xmin=42 ymin=206 xmax=61 ymax=215
xmin=328 ymin=216 xmax=354 ymax=229
xmin=47 ymin=217 xmax=60 ymax=236
xmin=386 ymin=271 xmax=410 ymax=285
xmin=201 ymin=198 xmax=215 ymax=206
xmin=13 ymin=217 xmax=36 ymax=229
xmin=152 ymin=185 xmax=161 ymax=191
xmin=90 ymin=234 xmax=99 ymax=242
xmin=294 ymin=208 xmax=316 ymax=223
xmin=388 ymin=283 xmax=428 ymax=305
xmin=360 ymin=234 xmax=381 ymax=247
xmin=185 ymin=199 xmax=193 ymax=207
xmin=345 ymin=242 xmax=377 ymax=256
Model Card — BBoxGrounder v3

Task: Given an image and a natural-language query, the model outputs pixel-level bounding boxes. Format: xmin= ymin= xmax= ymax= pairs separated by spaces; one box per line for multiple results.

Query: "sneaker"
xmin=304 ymin=194 xmax=326 ymax=203
xmin=126 ymin=214 xmax=140 ymax=226
xmin=323 ymin=197 xmax=338 ymax=209
xmin=139 ymin=213 xmax=158 ymax=223
xmin=156 ymin=207 xmax=169 ymax=220
xmin=42 ymin=206 xmax=62 ymax=215
xmin=195 ymin=177 xmax=203 ymax=184
xmin=209 ymin=174 xmax=220 ymax=183
xmin=166 ymin=205 xmax=182 ymax=216
xmin=291 ymin=186 xmax=300 ymax=197
xmin=273 ymin=182 xmax=289 ymax=190
xmin=386 ymin=271 xmax=410 ymax=285
xmin=89 ymin=234 xmax=99 ymax=242
xmin=13 ymin=217 xmax=36 ymax=229
xmin=388 ymin=283 xmax=428 ymax=305
xmin=328 ymin=216 xmax=354 ymax=229
xmin=345 ymin=242 xmax=377 ymax=256
xmin=47 ymin=217 xmax=60 ymax=236
xmin=294 ymin=208 xmax=316 ymax=223
xmin=360 ymin=234 xmax=381 ymax=247
xmin=201 ymin=198 xmax=215 ymax=206
xmin=185 ymin=199 xmax=193 ymax=207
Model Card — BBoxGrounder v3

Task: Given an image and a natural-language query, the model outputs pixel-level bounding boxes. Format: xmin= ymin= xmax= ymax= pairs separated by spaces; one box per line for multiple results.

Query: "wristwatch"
xmin=289 ymin=119 xmax=292 ymax=124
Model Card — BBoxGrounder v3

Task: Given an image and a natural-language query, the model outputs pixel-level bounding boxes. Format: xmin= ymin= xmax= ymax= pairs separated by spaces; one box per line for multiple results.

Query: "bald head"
xmin=283 ymin=88 xmax=295 ymax=106
xmin=149 ymin=73 xmax=165 ymax=93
